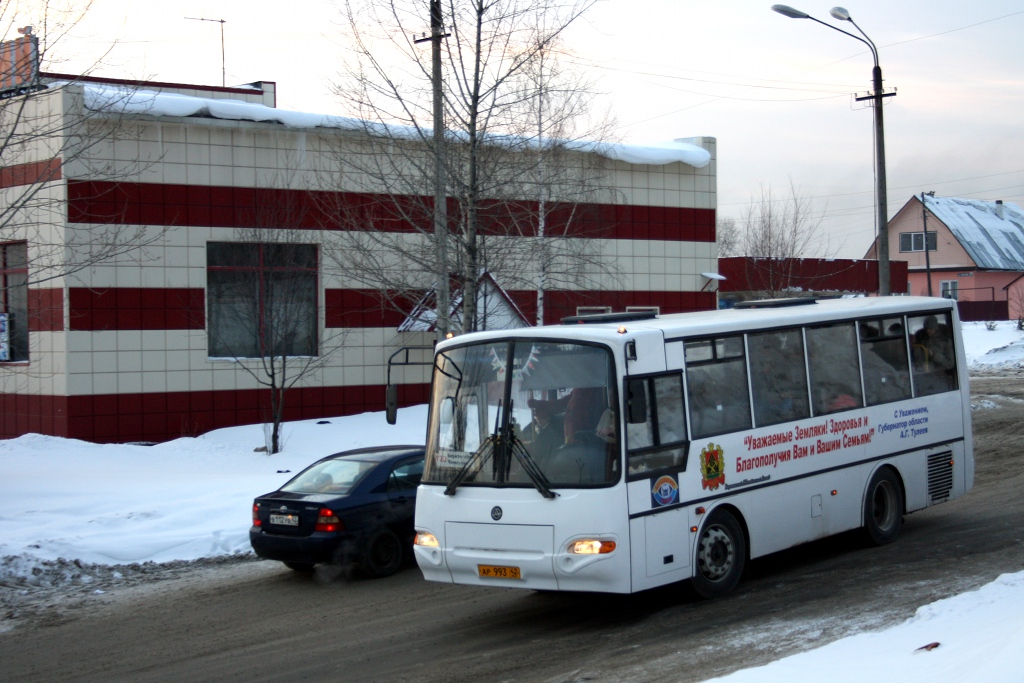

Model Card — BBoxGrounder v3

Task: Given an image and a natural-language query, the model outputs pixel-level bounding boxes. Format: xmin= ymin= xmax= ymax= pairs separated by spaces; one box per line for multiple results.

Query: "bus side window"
xmin=685 ymin=336 xmax=751 ymax=438
xmin=626 ymin=373 xmax=688 ymax=479
xmin=860 ymin=317 xmax=912 ymax=406
xmin=747 ymin=328 xmax=810 ymax=427
xmin=908 ymin=312 xmax=958 ymax=396
xmin=806 ymin=323 xmax=863 ymax=415
xmin=625 ymin=379 xmax=654 ymax=450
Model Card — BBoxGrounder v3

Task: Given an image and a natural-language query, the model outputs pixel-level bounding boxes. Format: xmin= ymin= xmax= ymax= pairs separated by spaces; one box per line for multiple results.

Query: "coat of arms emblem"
xmin=700 ymin=442 xmax=725 ymax=490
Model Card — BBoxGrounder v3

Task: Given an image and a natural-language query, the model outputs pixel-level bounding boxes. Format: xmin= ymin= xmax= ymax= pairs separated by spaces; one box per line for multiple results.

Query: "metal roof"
xmin=924 ymin=197 xmax=1024 ymax=271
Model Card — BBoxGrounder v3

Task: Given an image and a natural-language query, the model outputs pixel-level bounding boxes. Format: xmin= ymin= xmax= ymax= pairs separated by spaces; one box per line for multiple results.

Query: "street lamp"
xmin=771 ymin=5 xmax=893 ymax=296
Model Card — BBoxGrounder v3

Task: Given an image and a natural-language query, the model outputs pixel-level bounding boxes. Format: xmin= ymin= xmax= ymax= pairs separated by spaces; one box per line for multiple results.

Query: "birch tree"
xmin=322 ymin=0 xmax=617 ymax=334
xmin=737 ymin=183 xmax=834 ymax=297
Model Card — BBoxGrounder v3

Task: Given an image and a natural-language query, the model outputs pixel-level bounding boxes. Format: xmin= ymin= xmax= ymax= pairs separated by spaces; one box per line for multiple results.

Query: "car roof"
xmin=322 ymin=445 xmax=424 ymax=465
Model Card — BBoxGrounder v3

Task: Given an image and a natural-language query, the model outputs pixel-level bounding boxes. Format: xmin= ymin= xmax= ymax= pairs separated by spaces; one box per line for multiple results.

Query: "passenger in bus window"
xmin=523 ymin=396 xmax=565 ymax=462
xmin=909 ymin=314 xmax=957 ymax=395
xmin=915 ymin=316 xmax=954 ymax=369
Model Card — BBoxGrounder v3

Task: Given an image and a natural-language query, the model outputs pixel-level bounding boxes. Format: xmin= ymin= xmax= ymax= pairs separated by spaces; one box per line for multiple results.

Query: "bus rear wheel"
xmin=863 ymin=467 xmax=903 ymax=546
xmin=692 ymin=509 xmax=746 ymax=599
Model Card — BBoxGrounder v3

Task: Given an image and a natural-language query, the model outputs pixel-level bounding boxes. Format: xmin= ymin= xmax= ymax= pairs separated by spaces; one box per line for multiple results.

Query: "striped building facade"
xmin=0 ymin=77 xmax=718 ymax=443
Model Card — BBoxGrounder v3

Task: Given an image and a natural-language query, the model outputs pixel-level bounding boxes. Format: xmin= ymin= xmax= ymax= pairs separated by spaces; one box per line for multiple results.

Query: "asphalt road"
xmin=3 ymin=378 xmax=1023 ymax=682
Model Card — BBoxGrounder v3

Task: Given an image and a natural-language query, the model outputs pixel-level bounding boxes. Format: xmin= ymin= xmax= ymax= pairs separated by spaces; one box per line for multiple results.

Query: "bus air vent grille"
xmin=927 ymin=451 xmax=954 ymax=504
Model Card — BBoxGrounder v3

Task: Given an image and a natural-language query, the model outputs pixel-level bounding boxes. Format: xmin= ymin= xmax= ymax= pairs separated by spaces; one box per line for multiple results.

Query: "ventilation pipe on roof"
xmin=995 ymin=200 xmax=1005 ymax=220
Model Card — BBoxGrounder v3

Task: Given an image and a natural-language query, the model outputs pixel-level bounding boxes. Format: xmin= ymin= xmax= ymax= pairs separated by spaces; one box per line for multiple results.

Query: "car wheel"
xmin=692 ymin=508 xmax=746 ymax=599
xmin=362 ymin=529 xmax=403 ymax=578
xmin=863 ymin=467 xmax=903 ymax=546
xmin=284 ymin=561 xmax=314 ymax=572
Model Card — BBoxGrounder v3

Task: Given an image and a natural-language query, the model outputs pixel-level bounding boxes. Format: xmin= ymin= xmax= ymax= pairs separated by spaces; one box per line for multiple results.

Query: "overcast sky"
xmin=32 ymin=0 xmax=1024 ymax=258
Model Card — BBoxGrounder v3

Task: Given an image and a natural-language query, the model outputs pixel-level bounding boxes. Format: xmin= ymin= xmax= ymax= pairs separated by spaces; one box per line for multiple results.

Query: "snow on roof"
xmin=925 ymin=197 xmax=1024 ymax=271
xmin=81 ymin=85 xmax=710 ymax=169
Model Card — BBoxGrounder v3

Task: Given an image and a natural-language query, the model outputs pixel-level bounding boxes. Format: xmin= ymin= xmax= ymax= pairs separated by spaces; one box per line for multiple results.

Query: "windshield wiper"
xmin=508 ymin=432 xmax=556 ymax=499
xmin=445 ymin=398 xmax=503 ymax=496
xmin=443 ymin=437 xmax=494 ymax=496
xmin=444 ymin=398 xmax=557 ymax=499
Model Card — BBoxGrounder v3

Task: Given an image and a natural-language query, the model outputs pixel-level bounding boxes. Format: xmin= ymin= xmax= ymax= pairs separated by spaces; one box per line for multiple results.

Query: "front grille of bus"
xmin=927 ymin=451 xmax=954 ymax=504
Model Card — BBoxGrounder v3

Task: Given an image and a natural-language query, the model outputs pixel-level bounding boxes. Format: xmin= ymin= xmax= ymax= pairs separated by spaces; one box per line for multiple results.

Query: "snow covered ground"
xmin=1 ymin=319 xmax=1023 ymax=678
xmin=699 ymin=570 xmax=1024 ymax=683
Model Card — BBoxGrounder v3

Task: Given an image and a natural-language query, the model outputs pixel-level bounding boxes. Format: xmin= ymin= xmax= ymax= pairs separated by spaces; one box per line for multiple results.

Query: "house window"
xmin=899 ymin=232 xmax=937 ymax=252
xmin=0 ymin=242 xmax=28 ymax=362
xmin=940 ymin=280 xmax=958 ymax=300
xmin=207 ymin=242 xmax=318 ymax=358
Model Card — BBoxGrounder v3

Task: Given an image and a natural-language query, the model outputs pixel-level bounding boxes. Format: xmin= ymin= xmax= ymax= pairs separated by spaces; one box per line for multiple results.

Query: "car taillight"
xmin=315 ymin=508 xmax=343 ymax=532
xmin=252 ymin=503 xmax=262 ymax=527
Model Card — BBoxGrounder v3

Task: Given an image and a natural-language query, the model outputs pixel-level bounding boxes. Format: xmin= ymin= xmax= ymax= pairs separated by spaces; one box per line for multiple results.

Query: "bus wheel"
xmin=863 ymin=468 xmax=903 ymax=546
xmin=692 ymin=509 xmax=746 ymax=599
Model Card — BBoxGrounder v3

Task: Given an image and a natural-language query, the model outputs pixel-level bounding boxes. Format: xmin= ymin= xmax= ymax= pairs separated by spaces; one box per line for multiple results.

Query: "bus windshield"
xmin=423 ymin=340 xmax=619 ymax=489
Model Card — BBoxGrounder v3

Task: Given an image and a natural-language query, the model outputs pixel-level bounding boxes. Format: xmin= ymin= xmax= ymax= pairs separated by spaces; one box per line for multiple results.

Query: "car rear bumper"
xmin=249 ymin=527 xmax=358 ymax=565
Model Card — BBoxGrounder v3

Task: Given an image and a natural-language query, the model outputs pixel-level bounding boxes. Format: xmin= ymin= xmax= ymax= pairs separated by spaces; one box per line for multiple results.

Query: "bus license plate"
xmin=478 ymin=564 xmax=521 ymax=579
xmin=270 ymin=513 xmax=299 ymax=526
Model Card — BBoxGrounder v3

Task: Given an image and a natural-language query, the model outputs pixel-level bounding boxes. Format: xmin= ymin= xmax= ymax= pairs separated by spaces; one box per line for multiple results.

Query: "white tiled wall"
xmin=10 ymin=87 xmax=716 ymax=403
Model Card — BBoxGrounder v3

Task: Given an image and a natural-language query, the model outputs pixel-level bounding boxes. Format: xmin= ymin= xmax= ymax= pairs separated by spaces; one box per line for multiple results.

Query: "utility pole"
xmin=415 ymin=1 xmax=451 ymax=338
xmin=185 ymin=17 xmax=226 ymax=87
xmin=921 ymin=191 xmax=934 ymax=297
xmin=855 ymin=65 xmax=895 ymax=296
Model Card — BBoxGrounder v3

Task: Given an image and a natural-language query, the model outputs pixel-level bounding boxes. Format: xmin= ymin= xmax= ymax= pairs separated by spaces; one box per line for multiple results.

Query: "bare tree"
xmin=205 ymin=179 xmax=348 ymax=454
xmin=321 ymin=0 xmax=616 ymax=333
xmin=716 ymin=215 xmax=740 ymax=258
xmin=1 ymin=1 xmax=168 ymax=362
xmin=736 ymin=183 xmax=836 ymax=297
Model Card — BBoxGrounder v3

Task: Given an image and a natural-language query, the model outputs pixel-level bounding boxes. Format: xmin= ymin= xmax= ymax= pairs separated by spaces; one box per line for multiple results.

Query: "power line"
xmin=719 ymin=170 xmax=1024 ymax=207
xmin=609 ymin=9 xmax=1024 ymax=130
xmin=562 ymin=54 xmax=861 ymax=93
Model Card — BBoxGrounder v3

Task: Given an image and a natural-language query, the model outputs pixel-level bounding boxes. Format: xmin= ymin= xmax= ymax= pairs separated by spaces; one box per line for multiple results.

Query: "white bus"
xmin=402 ymin=296 xmax=973 ymax=596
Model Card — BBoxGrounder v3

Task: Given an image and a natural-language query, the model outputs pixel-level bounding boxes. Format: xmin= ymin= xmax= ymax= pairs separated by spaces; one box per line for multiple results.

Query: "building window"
xmin=576 ymin=306 xmax=611 ymax=315
xmin=940 ymin=280 xmax=958 ymax=300
xmin=207 ymin=242 xmax=318 ymax=358
xmin=0 ymin=242 xmax=28 ymax=362
xmin=626 ymin=306 xmax=660 ymax=315
xmin=899 ymin=232 xmax=937 ymax=252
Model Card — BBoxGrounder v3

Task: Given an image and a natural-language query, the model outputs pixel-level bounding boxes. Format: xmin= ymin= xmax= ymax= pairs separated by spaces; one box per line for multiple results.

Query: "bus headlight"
xmin=570 ymin=539 xmax=616 ymax=555
xmin=415 ymin=532 xmax=440 ymax=547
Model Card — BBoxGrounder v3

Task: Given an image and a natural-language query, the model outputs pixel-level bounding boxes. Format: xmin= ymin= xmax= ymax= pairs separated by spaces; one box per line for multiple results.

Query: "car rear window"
xmin=282 ymin=459 xmax=377 ymax=494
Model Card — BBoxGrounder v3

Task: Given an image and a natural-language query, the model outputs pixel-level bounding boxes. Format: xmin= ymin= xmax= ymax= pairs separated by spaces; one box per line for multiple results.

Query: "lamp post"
xmin=771 ymin=5 xmax=893 ymax=296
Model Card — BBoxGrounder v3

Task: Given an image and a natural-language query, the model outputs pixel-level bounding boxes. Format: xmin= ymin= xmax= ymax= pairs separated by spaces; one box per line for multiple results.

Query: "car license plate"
xmin=478 ymin=564 xmax=521 ymax=579
xmin=269 ymin=513 xmax=300 ymax=526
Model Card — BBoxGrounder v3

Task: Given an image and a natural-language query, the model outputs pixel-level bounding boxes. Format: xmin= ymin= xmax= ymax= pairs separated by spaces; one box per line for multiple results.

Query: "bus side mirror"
xmin=386 ymin=384 xmax=398 ymax=425
xmin=626 ymin=379 xmax=647 ymax=424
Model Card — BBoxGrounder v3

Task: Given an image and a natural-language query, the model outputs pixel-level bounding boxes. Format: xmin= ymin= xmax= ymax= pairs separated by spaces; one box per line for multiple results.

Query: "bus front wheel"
xmin=692 ymin=509 xmax=746 ymax=599
xmin=863 ymin=467 xmax=903 ymax=546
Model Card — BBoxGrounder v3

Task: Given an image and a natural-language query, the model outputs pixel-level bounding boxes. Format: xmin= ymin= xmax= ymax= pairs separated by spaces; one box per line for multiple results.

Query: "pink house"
xmin=866 ymin=195 xmax=1024 ymax=321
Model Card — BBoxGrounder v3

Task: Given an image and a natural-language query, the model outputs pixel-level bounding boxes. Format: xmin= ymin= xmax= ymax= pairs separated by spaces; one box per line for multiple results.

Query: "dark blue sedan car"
xmin=250 ymin=445 xmax=425 ymax=578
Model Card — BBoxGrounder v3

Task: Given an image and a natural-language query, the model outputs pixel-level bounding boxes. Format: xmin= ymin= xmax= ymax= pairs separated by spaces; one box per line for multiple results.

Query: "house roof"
xmin=398 ymin=272 xmax=530 ymax=333
xmin=924 ymin=197 xmax=1024 ymax=271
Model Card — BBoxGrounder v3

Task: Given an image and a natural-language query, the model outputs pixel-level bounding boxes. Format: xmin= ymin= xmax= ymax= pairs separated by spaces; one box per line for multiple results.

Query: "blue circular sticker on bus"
xmin=651 ymin=475 xmax=679 ymax=507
